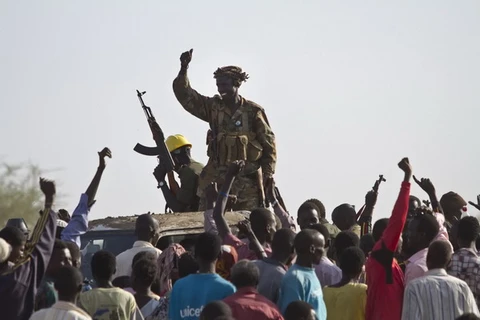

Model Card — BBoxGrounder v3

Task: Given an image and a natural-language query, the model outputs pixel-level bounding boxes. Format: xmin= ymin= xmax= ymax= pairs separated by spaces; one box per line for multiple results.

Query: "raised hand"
xmin=227 ymin=160 xmax=245 ymax=177
xmin=413 ymin=176 xmax=436 ymax=195
xmin=98 ymin=147 xmax=112 ymax=170
xmin=365 ymin=190 xmax=378 ymax=208
xmin=153 ymin=164 xmax=168 ymax=183
xmin=180 ymin=49 xmax=193 ymax=67
xmin=237 ymin=219 xmax=253 ymax=235
xmin=39 ymin=178 xmax=56 ymax=201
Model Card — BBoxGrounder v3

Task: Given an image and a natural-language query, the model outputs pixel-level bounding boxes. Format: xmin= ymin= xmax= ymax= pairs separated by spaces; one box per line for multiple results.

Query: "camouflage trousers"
xmin=197 ymin=161 xmax=260 ymax=211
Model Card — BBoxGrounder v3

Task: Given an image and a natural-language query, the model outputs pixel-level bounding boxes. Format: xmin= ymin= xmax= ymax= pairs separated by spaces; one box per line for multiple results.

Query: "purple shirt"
xmin=315 ymin=256 xmax=342 ymax=287
xmin=0 ymin=208 xmax=57 ymax=320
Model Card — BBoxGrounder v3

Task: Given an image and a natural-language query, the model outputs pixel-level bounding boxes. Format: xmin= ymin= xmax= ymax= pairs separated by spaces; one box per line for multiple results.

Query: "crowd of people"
xmin=1 ymin=153 xmax=480 ymax=320
xmin=1 ymin=51 xmax=480 ymax=320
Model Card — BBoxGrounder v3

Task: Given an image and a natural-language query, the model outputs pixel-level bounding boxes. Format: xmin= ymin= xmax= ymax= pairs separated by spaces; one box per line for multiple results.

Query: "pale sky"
xmin=1 ymin=1 xmax=479 ymax=223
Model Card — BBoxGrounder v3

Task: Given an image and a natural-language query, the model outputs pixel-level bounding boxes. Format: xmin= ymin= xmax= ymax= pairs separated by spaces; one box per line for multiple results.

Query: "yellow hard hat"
xmin=165 ymin=134 xmax=192 ymax=153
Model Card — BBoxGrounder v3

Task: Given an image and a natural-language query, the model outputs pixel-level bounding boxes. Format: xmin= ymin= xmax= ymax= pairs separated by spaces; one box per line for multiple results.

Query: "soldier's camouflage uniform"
xmin=173 ymin=73 xmax=276 ymax=211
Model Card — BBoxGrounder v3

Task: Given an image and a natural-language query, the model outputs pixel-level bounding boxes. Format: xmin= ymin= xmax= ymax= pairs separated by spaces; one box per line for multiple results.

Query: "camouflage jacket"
xmin=173 ymin=73 xmax=276 ymax=176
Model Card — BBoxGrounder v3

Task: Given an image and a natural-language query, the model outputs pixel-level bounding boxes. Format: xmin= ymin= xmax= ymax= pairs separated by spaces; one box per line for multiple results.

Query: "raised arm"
xmin=153 ymin=164 xmax=186 ymax=212
xmin=213 ymin=161 xmax=244 ymax=239
xmin=373 ymin=158 xmax=412 ymax=252
xmin=172 ymin=49 xmax=212 ymax=123
xmin=266 ymin=178 xmax=295 ymax=230
xmin=13 ymin=179 xmax=57 ymax=286
xmin=62 ymin=148 xmax=111 ymax=247
xmin=357 ymin=191 xmax=378 ymax=236
xmin=253 ymin=109 xmax=276 ymax=179
xmin=412 ymin=176 xmax=442 ymax=214
xmin=237 ymin=220 xmax=267 ymax=260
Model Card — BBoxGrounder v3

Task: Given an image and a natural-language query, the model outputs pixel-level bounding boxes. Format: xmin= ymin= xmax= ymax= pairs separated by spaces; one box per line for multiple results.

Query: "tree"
xmin=0 ymin=162 xmax=45 ymax=229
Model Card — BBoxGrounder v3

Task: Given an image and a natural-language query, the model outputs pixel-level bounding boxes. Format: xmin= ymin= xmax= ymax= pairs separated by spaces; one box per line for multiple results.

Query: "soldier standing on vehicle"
xmin=153 ymin=134 xmax=204 ymax=212
xmin=172 ymin=49 xmax=277 ymax=211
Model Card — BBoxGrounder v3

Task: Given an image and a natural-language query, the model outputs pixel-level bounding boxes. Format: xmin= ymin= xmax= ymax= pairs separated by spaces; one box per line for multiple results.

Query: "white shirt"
xmin=114 ymin=241 xmax=162 ymax=278
xmin=29 ymin=301 xmax=92 ymax=320
xmin=402 ymin=268 xmax=480 ymax=320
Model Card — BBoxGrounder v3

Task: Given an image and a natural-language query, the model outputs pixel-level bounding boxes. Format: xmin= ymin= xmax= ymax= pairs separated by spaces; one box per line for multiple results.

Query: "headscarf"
xmin=216 ymin=245 xmax=238 ymax=280
xmin=213 ymin=66 xmax=249 ymax=87
xmin=157 ymin=243 xmax=186 ymax=295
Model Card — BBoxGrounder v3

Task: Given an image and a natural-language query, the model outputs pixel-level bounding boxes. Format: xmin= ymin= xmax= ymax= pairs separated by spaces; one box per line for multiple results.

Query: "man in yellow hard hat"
xmin=153 ymin=134 xmax=204 ymax=212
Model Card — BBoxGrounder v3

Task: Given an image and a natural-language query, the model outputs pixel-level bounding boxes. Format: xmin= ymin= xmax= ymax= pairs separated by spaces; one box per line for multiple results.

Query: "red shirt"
xmin=366 ymin=181 xmax=410 ymax=320
xmin=223 ymin=287 xmax=284 ymax=320
xmin=223 ymin=234 xmax=272 ymax=260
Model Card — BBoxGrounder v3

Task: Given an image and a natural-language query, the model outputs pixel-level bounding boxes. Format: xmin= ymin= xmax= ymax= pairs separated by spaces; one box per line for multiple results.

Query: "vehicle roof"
xmin=87 ymin=211 xmax=249 ymax=236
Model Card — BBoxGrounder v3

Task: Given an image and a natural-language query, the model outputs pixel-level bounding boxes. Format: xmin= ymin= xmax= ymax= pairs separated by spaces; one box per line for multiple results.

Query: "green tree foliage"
xmin=0 ymin=163 xmax=44 ymax=229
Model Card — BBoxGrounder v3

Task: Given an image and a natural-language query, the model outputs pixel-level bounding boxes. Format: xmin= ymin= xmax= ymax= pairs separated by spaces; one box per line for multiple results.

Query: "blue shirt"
xmin=277 ymin=264 xmax=327 ymax=320
xmin=61 ymin=193 xmax=90 ymax=248
xmin=169 ymin=273 xmax=236 ymax=320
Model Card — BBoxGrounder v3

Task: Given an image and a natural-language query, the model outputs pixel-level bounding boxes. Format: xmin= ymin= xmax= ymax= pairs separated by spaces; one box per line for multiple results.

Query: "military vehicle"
xmin=79 ymin=211 xmax=248 ymax=280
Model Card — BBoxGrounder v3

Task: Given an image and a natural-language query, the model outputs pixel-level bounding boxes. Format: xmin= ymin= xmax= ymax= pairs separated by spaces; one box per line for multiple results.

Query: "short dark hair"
xmin=0 ymin=226 xmax=26 ymax=246
xmin=298 ymin=202 xmax=319 ymax=218
xmin=132 ymin=251 xmax=157 ymax=267
xmin=284 ymin=301 xmax=314 ymax=320
xmin=294 ymin=229 xmax=321 ymax=254
xmin=132 ymin=258 xmax=158 ymax=287
xmin=360 ymin=233 xmax=375 ymax=256
xmin=272 ymin=228 xmax=296 ymax=254
xmin=249 ymin=208 xmax=275 ymax=234
xmin=307 ymin=223 xmax=331 ymax=244
xmin=178 ymin=252 xmax=199 ymax=278
xmin=339 ymin=246 xmax=365 ymax=277
xmin=65 ymin=241 xmax=81 ymax=266
xmin=457 ymin=217 xmax=480 ymax=243
xmin=230 ymin=260 xmax=259 ymax=288
xmin=54 ymin=266 xmax=83 ymax=297
xmin=91 ymin=250 xmax=116 ymax=280
xmin=413 ymin=214 xmax=439 ymax=243
xmin=54 ymin=239 xmax=68 ymax=251
xmin=372 ymin=218 xmax=389 ymax=242
xmin=304 ymin=199 xmax=326 ymax=218
xmin=334 ymin=231 xmax=359 ymax=258
xmin=427 ymin=240 xmax=452 ymax=269
xmin=195 ymin=232 xmax=222 ymax=263
xmin=200 ymin=301 xmax=232 ymax=320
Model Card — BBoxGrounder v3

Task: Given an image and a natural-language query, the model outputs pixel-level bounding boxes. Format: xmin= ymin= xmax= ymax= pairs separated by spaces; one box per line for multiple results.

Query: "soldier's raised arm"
xmin=172 ymin=49 xmax=212 ymax=123
xmin=253 ymin=108 xmax=277 ymax=179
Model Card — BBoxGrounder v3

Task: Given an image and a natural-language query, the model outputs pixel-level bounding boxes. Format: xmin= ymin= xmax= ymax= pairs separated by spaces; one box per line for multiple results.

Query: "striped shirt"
xmin=402 ymin=268 xmax=480 ymax=320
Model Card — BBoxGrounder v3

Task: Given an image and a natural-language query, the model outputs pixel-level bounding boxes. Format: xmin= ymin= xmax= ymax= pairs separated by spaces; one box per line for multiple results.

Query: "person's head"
xmin=132 ymin=250 xmax=157 ymax=268
xmin=307 ymin=223 xmax=331 ymax=249
xmin=271 ymin=228 xmax=296 ymax=263
xmin=457 ymin=216 xmax=480 ymax=248
xmin=339 ymin=246 xmax=365 ymax=280
xmin=407 ymin=214 xmax=440 ymax=254
xmin=333 ymin=231 xmax=360 ymax=261
xmin=54 ymin=266 xmax=83 ymax=302
xmin=91 ymin=250 xmax=116 ymax=283
xmin=440 ymin=191 xmax=467 ymax=223
xmin=305 ymin=199 xmax=326 ymax=219
xmin=294 ymin=229 xmax=325 ymax=265
xmin=426 ymin=240 xmax=453 ymax=270
xmin=131 ymin=257 xmax=158 ymax=293
xmin=331 ymin=204 xmax=357 ymax=231
xmin=213 ymin=66 xmax=249 ymax=101
xmin=284 ymin=301 xmax=316 ymax=320
xmin=135 ymin=214 xmax=160 ymax=245
xmin=249 ymin=208 xmax=277 ymax=243
xmin=297 ymin=202 xmax=320 ymax=230
xmin=372 ymin=218 xmax=389 ymax=243
xmin=165 ymin=134 xmax=193 ymax=167
xmin=5 ymin=218 xmax=29 ymax=237
xmin=200 ymin=301 xmax=232 ymax=320
xmin=0 ymin=226 xmax=26 ymax=263
xmin=47 ymin=239 xmax=72 ymax=277
xmin=178 ymin=251 xmax=199 ymax=279
xmin=65 ymin=241 xmax=81 ymax=269
xmin=230 ymin=260 xmax=260 ymax=289
xmin=408 ymin=196 xmax=421 ymax=217
xmin=194 ymin=232 xmax=222 ymax=266
xmin=57 ymin=209 xmax=71 ymax=223
xmin=360 ymin=233 xmax=375 ymax=256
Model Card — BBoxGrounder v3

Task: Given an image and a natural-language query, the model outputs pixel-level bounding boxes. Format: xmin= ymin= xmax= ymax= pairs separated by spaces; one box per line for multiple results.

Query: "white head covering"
xmin=0 ymin=238 xmax=12 ymax=263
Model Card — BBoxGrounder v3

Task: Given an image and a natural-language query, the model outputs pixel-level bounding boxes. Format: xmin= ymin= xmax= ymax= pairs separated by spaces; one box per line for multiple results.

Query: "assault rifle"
xmin=133 ymin=90 xmax=176 ymax=203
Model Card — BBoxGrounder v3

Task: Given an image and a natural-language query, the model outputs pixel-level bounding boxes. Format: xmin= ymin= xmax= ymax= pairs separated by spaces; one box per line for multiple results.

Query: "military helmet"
xmin=165 ymin=134 xmax=192 ymax=153
xmin=6 ymin=218 xmax=29 ymax=236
